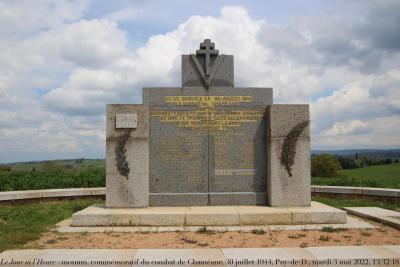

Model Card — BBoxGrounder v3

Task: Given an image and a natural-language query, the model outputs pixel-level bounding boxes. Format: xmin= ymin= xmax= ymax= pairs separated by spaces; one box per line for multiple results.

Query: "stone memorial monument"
xmin=72 ymin=39 xmax=346 ymax=226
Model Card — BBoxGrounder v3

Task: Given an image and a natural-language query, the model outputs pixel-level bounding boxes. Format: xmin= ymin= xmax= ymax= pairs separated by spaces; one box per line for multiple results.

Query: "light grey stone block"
xmin=115 ymin=113 xmax=137 ymax=128
xmin=91 ymin=187 xmax=106 ymax=196
xmin=149 ymin=193 xmax=209 ymax=206
xmin=106 ymin=104 xmax=149 ymax=208
xmin=239 ymin=207 xmax=292 ymax=225
xmin=187 ymin=206 xmax=240 ymax=226
xmin=71 ymin=202 xmax=346 ymax=227
xmin=182 ymin=55 xmax=234 ymax=87
xmin=343 ymin=207 xmax=400 ymax=229
xmin=0 ymin=190 xmax=42 ymax=201
xmin=314 ymin=186 xmax=363 ymax=194
xmin=267 ymin=104 xmax=311 ymax=207
xmin=362 ymin=187 xmax=399 ymax=197
xmin=289 ymin=202 xmax=347 ymax=224
xmin=42 ymin=188 xmax=92 ymax=198
xmin=208 ymin=192 xmax=267 ymax=206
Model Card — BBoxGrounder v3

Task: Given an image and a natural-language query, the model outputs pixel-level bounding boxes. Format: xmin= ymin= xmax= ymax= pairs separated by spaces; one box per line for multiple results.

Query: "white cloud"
xmin=0 ymin=2 xmax=399 ymax=162
xmin=321 ymin=120 xmax=370 ymax=136
xmin=0 ymin=0 xmax=89 ymax=40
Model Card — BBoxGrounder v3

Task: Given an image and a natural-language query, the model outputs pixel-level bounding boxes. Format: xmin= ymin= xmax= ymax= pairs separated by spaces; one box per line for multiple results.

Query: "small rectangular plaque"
xmin=116 ymin=113 xmax=137 ymax=128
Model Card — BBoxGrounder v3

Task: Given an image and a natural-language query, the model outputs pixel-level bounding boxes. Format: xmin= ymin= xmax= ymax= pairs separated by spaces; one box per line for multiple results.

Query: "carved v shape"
xmin=190 ymin=54 xmax=224 ymax=88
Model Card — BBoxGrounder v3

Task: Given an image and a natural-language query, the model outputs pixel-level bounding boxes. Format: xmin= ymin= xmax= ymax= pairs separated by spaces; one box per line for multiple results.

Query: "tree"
xmin=311 ymin=154 xmax=343 ymax=177
xmin=337 ymin=157 xmax=360 ymax=169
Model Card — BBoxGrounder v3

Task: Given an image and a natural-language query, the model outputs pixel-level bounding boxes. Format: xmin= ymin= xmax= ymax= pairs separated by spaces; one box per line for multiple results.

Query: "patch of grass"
xmin=181 ymin=237 xmax=197 ymax=244
xmin=251 ymin=228 xmax=266 ymax=235
xmin=312 ymin=163 xmax=400 ymax=189
xmin=360 ymin=230 xmax=372 ymax=237
xmin=0 ymin=198 xmax=101 ymax=252
xmin=196 ymin=226 xmax=215 ymax=235
xmin=300 ymin=242 xmax=308 ymax=248
xmin=321 ymin=226 xmax=349 ymax=233
xmin=321 ymin=226 xmax=335 ymax=233
xmin=312 ymin=196 xmax=400 ymax=212
xmin=288 ymin=234 xmax=299 ymax=239
xmin=319 ymin=235 xmax=331 ymax=242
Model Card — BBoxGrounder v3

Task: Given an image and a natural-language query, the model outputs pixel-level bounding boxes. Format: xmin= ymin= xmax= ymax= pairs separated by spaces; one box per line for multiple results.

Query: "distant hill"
xmin=311 ymin=149 xmax=400 ymax=159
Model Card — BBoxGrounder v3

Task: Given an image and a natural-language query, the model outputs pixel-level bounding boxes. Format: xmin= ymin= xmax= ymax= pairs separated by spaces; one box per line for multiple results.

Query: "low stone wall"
xmin=312 ymin=186 xmax=400 ymax=198
xmin=0 ymin=186 xmax=398 ymax=202
xmin=0 ymin=188 xmax=105 ymax=202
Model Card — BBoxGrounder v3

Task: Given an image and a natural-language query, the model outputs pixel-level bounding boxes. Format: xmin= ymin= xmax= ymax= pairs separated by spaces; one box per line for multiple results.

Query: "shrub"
xmin=336 ymin=157 xmax=360 ymax=169
xmin=311 ymin=154 xmax=343 ymax=177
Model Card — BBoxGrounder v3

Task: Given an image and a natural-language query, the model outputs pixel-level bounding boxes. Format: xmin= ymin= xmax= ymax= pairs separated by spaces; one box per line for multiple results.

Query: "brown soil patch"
xmin=25 ymin=226 xmax=400 ymax=249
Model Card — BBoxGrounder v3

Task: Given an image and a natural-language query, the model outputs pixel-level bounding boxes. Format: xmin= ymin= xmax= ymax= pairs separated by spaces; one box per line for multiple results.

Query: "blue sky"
xmin=0 ymin=0 xmax=399 ymax=163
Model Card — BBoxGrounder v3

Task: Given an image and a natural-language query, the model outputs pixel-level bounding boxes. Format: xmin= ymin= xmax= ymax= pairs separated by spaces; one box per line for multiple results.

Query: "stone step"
xmin=71 ymin=201 xmax=346 ymax=227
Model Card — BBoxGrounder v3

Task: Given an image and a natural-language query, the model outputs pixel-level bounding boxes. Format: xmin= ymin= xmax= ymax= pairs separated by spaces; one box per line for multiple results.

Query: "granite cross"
xmin=196 ymin=39 xmax=219 ymax=76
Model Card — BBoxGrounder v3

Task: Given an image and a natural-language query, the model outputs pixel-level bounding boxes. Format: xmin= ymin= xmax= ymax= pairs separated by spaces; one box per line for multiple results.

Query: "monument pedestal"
xmin=71 ymin=202 xmax=346 ymax=227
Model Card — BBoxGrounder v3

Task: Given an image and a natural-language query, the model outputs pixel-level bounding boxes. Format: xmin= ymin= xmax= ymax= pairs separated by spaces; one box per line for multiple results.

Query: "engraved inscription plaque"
xmin=143 ymin=87 xmax=272 ymax=206
xmin=116 ymin=113 xmax=137 ymax=129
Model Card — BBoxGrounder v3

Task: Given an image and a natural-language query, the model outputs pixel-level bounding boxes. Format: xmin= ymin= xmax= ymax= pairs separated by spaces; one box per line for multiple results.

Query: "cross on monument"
xmin=196 ymin=39 xmax=219 ymax=76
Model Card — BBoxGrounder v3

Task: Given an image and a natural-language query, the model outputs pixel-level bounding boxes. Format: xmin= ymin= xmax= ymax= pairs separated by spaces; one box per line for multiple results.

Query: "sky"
xmin=0 ymin=0 xmax=399 ymax=163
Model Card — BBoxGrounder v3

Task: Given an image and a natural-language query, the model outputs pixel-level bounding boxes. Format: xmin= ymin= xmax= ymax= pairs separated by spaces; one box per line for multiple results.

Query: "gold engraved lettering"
xmin=151 ymin=96 xmax=264 ymax=131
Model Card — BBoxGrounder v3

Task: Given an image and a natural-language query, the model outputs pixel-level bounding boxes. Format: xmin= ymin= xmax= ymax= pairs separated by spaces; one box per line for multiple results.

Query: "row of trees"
xmin=311 ymin=154 xmax=399 ymax=177
xmin=335 ymin=156 xmax=398 ymax=169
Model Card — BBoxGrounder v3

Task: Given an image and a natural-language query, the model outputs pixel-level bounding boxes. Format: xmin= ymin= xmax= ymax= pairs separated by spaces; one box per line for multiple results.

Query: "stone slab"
xmin=267 ymin=105 xmax=311 ymax=207
xmin=72 ymin=205 xmax=186 ymax=227
xmin=343 ymin=207 xmax=400 ymax=230
xmin=42 ymin=188 xmax=92 ymax=198
xmin=91 ymin=187 xmax=106 ymax=196
xmin=57 ymin=215 xmax=374 ymax=233
xmin=239 ymin=207 xmax=292 ymax=225
xmin=182 ymin=54 xmax=234 ymax=87
xmin=267 ymin=104 xmax=310 ymax=138
xmin=314 ymin=185 xmax=363 ymax=194
xmin=106 ymin=104 xmax=149 ymax=208
xmin=0 ymin=190 xmax=42 ymax=201
xmin=149 ymin=193 xmax=209 ymax=206
xmin=71 ymin=202 xmax=346 ymax=227
xmin=362 ymin=187 xmax=400 ymax=197
xmin=115 ymin=113 xmax=137 ymax=128
xmin=208 ymin=192 xmax=267 ymax=206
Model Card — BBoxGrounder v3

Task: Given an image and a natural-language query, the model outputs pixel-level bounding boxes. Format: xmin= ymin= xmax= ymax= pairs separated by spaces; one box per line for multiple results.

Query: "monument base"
xmin=71 ymin=202 xmax=346 ymax=227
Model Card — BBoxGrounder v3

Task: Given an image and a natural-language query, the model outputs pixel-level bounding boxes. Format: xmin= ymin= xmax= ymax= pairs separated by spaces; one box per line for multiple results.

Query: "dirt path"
xmin=25 ymin=226 xmax=400 ymax=249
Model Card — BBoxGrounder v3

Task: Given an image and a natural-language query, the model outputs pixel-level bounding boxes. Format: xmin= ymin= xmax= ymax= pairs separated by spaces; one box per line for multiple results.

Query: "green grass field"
xmin=0 ymin=159 xmax=105 ymax=191
xmin=0 ymin=198 xmax=101 ymax=252
xmin=312 ymin=163 xmax=400 ymax=188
